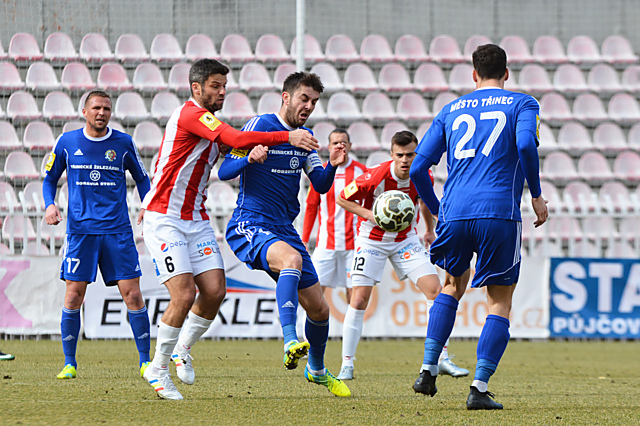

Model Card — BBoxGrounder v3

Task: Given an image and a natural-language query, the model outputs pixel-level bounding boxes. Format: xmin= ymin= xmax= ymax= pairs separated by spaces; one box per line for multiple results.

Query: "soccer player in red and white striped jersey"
xmin=302 ymin=129 xmax=366 ymax=301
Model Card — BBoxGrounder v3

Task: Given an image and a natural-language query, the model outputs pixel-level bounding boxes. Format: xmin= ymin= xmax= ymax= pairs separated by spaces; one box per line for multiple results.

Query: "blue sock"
xmin=305 ymin=317 xmax=329 ymax=372
xmin=128 ymin=306 xmax=151 ymax=366
xmin=276 ymin=269 xmax=301 ymax=344
xmin=423 ymin=293 xmax=459 ymax=366
xmin=475 ymin=314 xmax=510 ymax=383
xmin=61 ymin=307 xmax=81 ymax=368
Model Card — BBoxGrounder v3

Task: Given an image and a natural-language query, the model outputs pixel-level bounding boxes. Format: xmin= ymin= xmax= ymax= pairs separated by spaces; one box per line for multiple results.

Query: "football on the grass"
xmin=372 ymin=190 xmax=415 ymax=232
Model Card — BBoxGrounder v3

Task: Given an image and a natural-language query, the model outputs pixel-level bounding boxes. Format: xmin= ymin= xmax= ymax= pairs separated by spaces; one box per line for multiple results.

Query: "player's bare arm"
xmin=288 ymin=129 xmax=319 ymax=152
xmin=248 ymin=145 xmax=268 ymax=164
xmin=336 ymin=192 xmax=375 ymax=223
xmin=45 ymin=204 xmax=63 ymax=226
xmin=531 ymin=195 xmax=549 ymax=228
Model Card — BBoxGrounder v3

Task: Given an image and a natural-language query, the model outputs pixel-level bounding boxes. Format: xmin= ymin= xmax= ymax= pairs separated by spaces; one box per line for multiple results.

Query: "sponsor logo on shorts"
xmin=397 ymin=242 xmax=425 ymax=259
xmin=160 ymin=241 xmax=187 ymax=252
xmin=356 ymin=247 xmax=380 ymax=256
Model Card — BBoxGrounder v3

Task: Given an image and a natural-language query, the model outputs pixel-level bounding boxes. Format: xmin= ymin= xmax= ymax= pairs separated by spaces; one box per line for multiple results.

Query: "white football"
xmin=372 ymin=190 xmax=415 ymax=233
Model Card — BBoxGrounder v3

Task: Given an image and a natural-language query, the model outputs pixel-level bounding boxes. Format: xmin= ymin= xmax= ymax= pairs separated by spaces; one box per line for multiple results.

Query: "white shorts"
xmin=143 ymin=210 xmax=224 ymax=284
xmin=350 ymin=235 xmax=437 ymax=287
xmin=312 ymin=248 xmax=353 ymax=289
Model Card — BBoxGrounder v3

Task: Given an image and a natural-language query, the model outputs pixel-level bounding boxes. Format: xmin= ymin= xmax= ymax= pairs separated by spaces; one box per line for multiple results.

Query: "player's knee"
xmin=283 ymin=252 xmax=303 ymax=271
xmin=64 ymin=292 xmax=84 ymax=310
xmin=173 ymin=287 xmax=197 ymax=310
xmin=308 ymin=299 xmax=330 ymax=321
xmin=203 ymin=283 xmax=226 ymax=304
xmin=122 ymin=288 xmax=144 ymax=309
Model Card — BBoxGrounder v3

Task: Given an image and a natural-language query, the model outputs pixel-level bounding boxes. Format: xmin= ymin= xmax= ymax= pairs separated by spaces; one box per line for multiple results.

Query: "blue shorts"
xmin=60 ymin=233 xmax=142 ymax=286
xmin=226 ymin=218 xmax=318 ymax=289
xmin=429 ymin=219 xmax=522 ymax=288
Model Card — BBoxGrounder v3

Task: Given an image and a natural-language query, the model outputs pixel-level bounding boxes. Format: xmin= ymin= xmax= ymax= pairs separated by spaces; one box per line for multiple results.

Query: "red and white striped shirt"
xmin=142 ymin=99 xmax=289 ymax=220
xmin=302 ymin=158 xmax=367 ymax=250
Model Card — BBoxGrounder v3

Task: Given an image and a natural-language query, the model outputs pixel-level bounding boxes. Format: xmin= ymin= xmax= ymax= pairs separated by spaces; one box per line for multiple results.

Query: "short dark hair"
xmin=391 ymin=130 xmax=418 ymax=147
xmin=472 ymin=44 xmax=508 ymax=80
xmin=282 ymin=71 xmax=324 ymax=95
xmin=329 ymin=128 xmax=350 ymax=143
xmin=189 ymin=59 xmax=230 ymax=95
xmin=84 ymin=90 xmax=111 ymax=108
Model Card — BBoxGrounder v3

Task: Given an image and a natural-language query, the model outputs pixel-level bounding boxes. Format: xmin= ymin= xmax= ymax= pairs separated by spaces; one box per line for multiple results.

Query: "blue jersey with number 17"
xmin=416 ymin=87 xmax=540 ymax=223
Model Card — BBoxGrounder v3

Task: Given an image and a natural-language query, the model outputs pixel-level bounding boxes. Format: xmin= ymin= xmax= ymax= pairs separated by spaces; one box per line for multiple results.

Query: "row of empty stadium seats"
xmin=538 ymin=121 xmax=640 ymax=155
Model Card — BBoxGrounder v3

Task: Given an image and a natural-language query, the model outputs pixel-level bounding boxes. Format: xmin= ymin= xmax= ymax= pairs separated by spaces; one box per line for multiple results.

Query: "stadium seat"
xmin=517 ymin=64 xmax=554 ymax=95
xmin=499 ymin=35 xmax=534 ymax=66
xmin=0 ymin=104 xmax=5 ymax=120
xmin=256 ymin=92 xmax=282 ymax=115
xmin=220 ymin=34 xmax=255 ymax=65
xmin=307 ymin=100 xmax=327 ymax=125
xmin=432 ymin=92 xmax=458 ymax=115
xmin=577 ymin=151 xmax=613 ymax=184
xmin=4 ymin=151 xmax=39 ymax=182
xmin=608 ymin=93 xmax=640 ymax=125
xmin=360 ymin=34 xmax=394 ymax=64
xmin=572 ymin=93 xmax=608 ymax=125
xmin=343 ymin=63 xmax=378 ymax=94
xmin=539 ymin=181 xmax=563 ymax=213
xmin=255 ymin=34 xmax=289 ymax=64
xmin=114 ymin=34 xmax=149 ymax=66
xmin=0 ymin=39 xmax=7 ymax=60
xmin=619 ymin=217 xmax=640 ymax=242
xmin=19 ymin=181 xmax=45 ymax=212
xmin=413 ymin=63 xmax=449 ymax=94
xmin=592 ymin=122 xmax=628 ymax=154
xmin=448 ymin=63 xmax=475 ymax=94
xmin=539 ymin=92 xmax=573 ymax=125
xmin=273 ymin=63 xmax=297 ymax=91
xmin=79 ymin=32 xmax=114 ymax=64
xmin=133 ymin=62 xmax=168 ymax=93
xmin=290 ymin=34 xmax=325 ymax=64
xmin=150 ymin=91 xmax=180 ymax=124
xmin=415 ymin=122 xmax=431 ymax=142
xmin=503 ymin=74 xmax=520 ymax=92
xmin=566 ymin=35 xmax=602 ymax=67
xmin=541 ymin=151 xmax=578 ymax=183
xmin=238 ymin=62 xmax=273 ymax=94
xmin=627 ymin=122 xmax=640 ymax=150
xmin=168 ymin=62 xmax=191 ymax=95
xmin=8 ymin=32 xmax=43 ymax=64
xmin=621 ymin=65 xmax=640 ymax=94
xmin=311 ymin=121 xmax=335 ymax=152
xmin=219 ymin=91 xmax=255 ymax=125
xmin=148 ymin=152 xmax=159 ymax=179
xmin=532 ymin=35 xmax=568 ymax=67
xmin=324 ymin=34 xmax=359 ymax=65
xmin=63 ymin=120 xmax=85 ymax=133
xmin=309 ymin=62 xmax=343 ymax=93
xmin=205 ymin=181 xmax=237 ymax=219
xmin=347 ymin=121 xmax=381 ymax=152
xmin=362 ymin=92 xmax=396 ymax=123
xmin=380 ymin=121 xmax=409 ymax=150
xmin=463 ymin=35 xmax=492 ymax=60
xmin=114 ymin=92 xmax=149 ymax=124
xmin=583 ymin=215 xmax=619 ymax=243
xmin=396 ymin=92 xmax=432 ymax=125
xmin=365 ymin=150 xmax=392 ymax=168
xmin=326 ymin=92 xmax=362 ymax=125
xmin=44 ymin=32 xmax=78 ymax=64
xmin=150 ymin=33 xmax=184 ymax=65
xmin=1 ymin=214 xmax=37 ymax=244
xmin=42 ymin=91 xmax=77 ymax=123
xmin=599 ymin=181 xmax=633 ymax=213
xmin=553 ymin=64 xmax=588 ymax=96
xmin=97 ymin=63 xmax=134 ymax=93
xmin=0 ymin=121 xmax=22 ymax=150
xmin=563 ymin=181 xmax=598 ymax=213
xmin=605 ymin=241 xmax=636 ymax=259
xmin=394 ymin=34 xmax=429 ymax=65
xmin=0 ymin=61 xmax=25 ymax=93
xmin=6 ymin=91 xmax=41 ymax=123
xmin=60 ymin=62 xmax=96 ymax=93
xmin=571 ymin=240 xmax=601 ymax=258
xmin=23 ymin=120 xmax=55 ymax=152
xmin=0 ymin=181 xmax=21 ymax=213
xmin=613 ymin=151 xmax=640 ymax=181
xmin=185 ymin=34 xmax=219 ymax=62
xmin=587 ymin=64 xmax=622 ymax=96
xmin=521 ymin=217 xmax=549 ymax=248
xmin=39 ymin=216 xmax=66 ymax=245
xmin=377 ymin=63 xmax=413 ymax=93
xmin=25 ymin=61 xmax=61 ymax=93
xmin=429 ymin=35 xmax=464 ymax=64
xmin=537 ymin=122 xmax=559 ymax=155
xmin=601 ymin=35 xmax=638 ymax=67
xmin=557 ymin=121 xmax=593 ymax=154
xmin=547 ymin=217 xmax=584 ymax=243
xmin=133 ymin=121 xmax=163 ymax=154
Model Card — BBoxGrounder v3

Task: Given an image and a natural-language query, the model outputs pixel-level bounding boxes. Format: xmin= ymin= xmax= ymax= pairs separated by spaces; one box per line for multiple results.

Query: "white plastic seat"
xmin=539 ymin=181 xmax=563 ymax=213
xmin=61 ymin=62 xmax=96 ymax=93
xmin=23 ymin=121 xmax=55 ymax=151
xmin=572 ymin=93 xmax=608 ymax=125
xmin=168 ymin=62 xmax=191 ymax=94
xmin=592 ymin=122 xmax=628 ymax=154
xmin=463 ymin=35 xmax=492 ymax=59
xmin=537 ymin=122 xmax=559 ymax=155
xmin=6 ymin=91 xmax=41 ymax=123
xmin=556 ymin=121 xmax=593 ymax=154
xmin=256 ymin=92 xmax=282 ymax=115
xmin=220 ymin=34 xmax=255 ymax=65
xmin=518 ymin=64 xmax=554 ymax=95
xmin=613 ymin=151 xmax=640 ymax=181
xmin=1 ymin=214 xmax=37 ymax=244
xmin=365 ymin=150 xmax=392 ymax=168
xmin=539 ymin=92 xmax=573 ymax=125
xmin=532 ymin=35 xmax=568 ymax=66
xmin=621 ymin=65 xmax=640 ymax=94
xmin=79 ymin=33 xmax=114 ymax=64
xmin=311 ymin=122 xmax=335 ymax=152
xmin=0 ymin=181 xmax=21 ymax=213
xmin=325 ymin=34 xmax=360 ymax=65
xmin=20 ymin=181 xmax=45 ymax=212
xmin=429 ymin=35 xmax=464 ymax=64
xmin=396 ymin=92 xmax=432 ymax=125
xmin=360 ymin=34 xmax=394 ymax=64
xmin=326 ymin=92 xmax=362 ymax=125
xmin=541 ymin=151 xmax=578 ymax=184
xmin=627 ymin=123 xmax=640 ymax=150
xmin=413 ymin=63 xmax=449 ymax=94
xmin=601 ymin=35 xmax=638 ymax=67
xmin=4 ymin=151 xmax=40 ymax=182
xmin=290 ymin=34 xmax=325 ymax=64
xmin=97 ymin=63 xmax=134 ymax=93
xmin=380 ymin=121 xmax=409 ymax=150
xmin=273 ymin=63 xmax=297 ymax=91
xmin=114 ymin=92 xmax=150 ymax=124
xmin=114 ymin=34 xmax=149 ymax=65
xmin=448 ymin=63 xmax=475 ymax=94
xmin=133 ymin=62 xmax=168 ymax=93
xmin=0 ymin=121 xmax=22 ymax=150
xmin=133 ymin=121 xmax=163 ymax=154
xmin=567 ymin=35 xmax=602 ymax=67
xmin=25 ymin=62 xmax=61 ymax=93
xmin=432 ymin=92 xmax=458 ymax=116
xmin=499 ymin=35 xmax=534 ymax=66
xmin=150 ymin=33 xmax=184 ymax=65
xmin=185 ymin=34 xmax=219 ymax=62
xmin=394 ymin=34 xmax=429 ymax=64
xmin=62 ymin=120 xmax=85 ymax=133
xmin=150 ymin=92 xmax=181 ymax=124
xmin=238 ymin=62 xmax=273 ymax=94
xmin=343 ymin=63 xmax=378 ymax=94
xmin=205 ymin=181 xmax=237 ymax=217
xmin=219 ymin=92 xmax=255 ymax=125
xmin=599 ymin=181 xmax=633 ymax=213
xmin=0 ymin=61 xmax=25 ymax=93
xmin=587 ymin=64 xmax=622 ymax=96
xmin=347 ymin=121 xmax=381 ymax=152
xmin=255 ymin=34 xmax=289 ymax=64
xmin=553 ymin=64 xmax=588 ymax=96
xmin=562 ymin=181 xmax=598 ymax=213
xmin=577 ymin=151 xmax=613 ymax=184
xmin=309 ymin=62 xmax=343 ymax=93
xmin=377 ymin=63 xmax=413 ymax=93
xmin=362 ymin=92 xmax=396 ymax=123
xmin=44 ymin=32 xmax=79 ymax=64
xmin=608 ymin=93 xmax=640 ymax=125
xmin=8 ymin=33 xmax=43 ymax=64
xmin=43 ymin=91 xmax=77 ymax=123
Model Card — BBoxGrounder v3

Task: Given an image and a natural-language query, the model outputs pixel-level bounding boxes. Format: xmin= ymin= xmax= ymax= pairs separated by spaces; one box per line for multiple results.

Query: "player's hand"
xmin=329 ymin=142 xmax=347 ymax=167
xmin=248 ymin=145 xmax=268 ymax=164
xmin=532 ymin=195 xmax=549 ymax=228
xmin=288 ymin=129 xmax=319 ymax=151
xmin=423 ymin=229 xmax=436 ymax=247
xmin=219 ymin=144 xmax=231 ymax=156
xmin=45 ymin=204 xmax=62 ymax=226
xmin=364 ymin=209 xmax=376 ymax=224
xmin=137 ymin=208 xmax=145 ymax=227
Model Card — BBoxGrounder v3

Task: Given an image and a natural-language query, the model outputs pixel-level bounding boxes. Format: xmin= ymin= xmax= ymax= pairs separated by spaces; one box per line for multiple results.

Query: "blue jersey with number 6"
xmin=416 ymin=87 xmax=539 ymax=222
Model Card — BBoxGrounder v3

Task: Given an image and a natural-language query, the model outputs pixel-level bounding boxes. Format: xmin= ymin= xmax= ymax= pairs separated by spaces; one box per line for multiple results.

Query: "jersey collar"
xmin=275 ymin=113 xmax=297 ymax=131
xmin=83 ymin=126 xmax=113 ymax=142
xmin=475 ymin=86 xmax=502 ymax=91
xmin=189 ymin=97 xmax=203 ymax=109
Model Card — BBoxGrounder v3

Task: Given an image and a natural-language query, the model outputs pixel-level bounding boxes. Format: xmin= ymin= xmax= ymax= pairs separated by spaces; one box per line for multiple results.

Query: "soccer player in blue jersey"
xmin=409 ymin=44 xmax=548 ymax=410
xmin=43 ymin=90 xmax=152 ymax=381
xmin=219 ymin=72 xmax=351 ymax=397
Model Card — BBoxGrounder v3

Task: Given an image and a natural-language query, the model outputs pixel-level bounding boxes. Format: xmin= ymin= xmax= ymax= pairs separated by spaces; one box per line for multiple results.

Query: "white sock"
xmin=176 ymin=311 xmax=213 ymax=352
xmin=420 ymin=364 xmax=438 ymax=375
xmin=341 ymin=306 xmax=365 ymax=367
xmin=472 ymin=380 xmax=488 ymax=393
xmin=151 ymin=321 xmax=181 ymax=370
xmin=439 ymin=338 xmax=450 ymax=361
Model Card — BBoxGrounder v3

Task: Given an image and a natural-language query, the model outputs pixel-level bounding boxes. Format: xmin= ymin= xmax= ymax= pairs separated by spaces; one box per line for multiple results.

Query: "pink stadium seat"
xmin=532 ymin=35 xmax=568 ymax=66
xmin=517 ymin=64 xmax=554 ymax=95
xmin=463 ymin=35 xmax=492 ymax=59
xmin=238 ymin=62 xmax=274 ymax=93
xmin=43 ymin=91 xmax=77 ymax=123
xmin=553 ymin=64 xmax=588 ymax=95
xmin=592 ymin=122 xmax=628 ymax=154
xmin=547 ymin=217 xmax=584 ymax=243
xmin=583 ymin=216 xmax=619 ymax=243
xmin=539 ymin=181 xmax=562 ymax=213
xmin=413 ymin=63 xmax=449 ymax=94
xmin=307 ymin=100 xmax=327 ymax=125
xmin=396 ymin=92 xmax=432 ymax=125
xmin=377 ymin=63 xmax=413 ymax=93
xmin=326 ymin=92 xmax=362 ymax=124
xmin=1 ymin=214 xmax=37 ymax=244
xmin=220 ymin=92 xmax=255 ymax=125
xmin=619 ymin=217 xmax=640 ymax=242
xmin=133 ymin=62 xmax=167 ymax=93
xmin=360 ymin=34 xmax=394 ymax=64
xmin=621 ymin=65 xmax=640 ymax=94
xmin=25 ymin=61 xmax=61 ymax=93
xmin=0 ymin=39 xmax=7 ymax=60
xmin=362 ymin=92 xmax=396 ymax=123
xmin=347 ymin=121 xmax=381 ymax=152
xmin=0 ymin=104 xmax=5 ymax=120
xmin=432 ymin=92 xmax=458 ymax=115
xmin=273 ymin=63 xmax=297 ymax=91
xmin=114 ymin=34 xmax=149 ymax=65
xmin=343 ymin=63 xmax=378 ymax=94
xmin=220 ymin=34 xmax=255 ymax=65
xmin=79 ymin=33 xmax=114 ymax=64
xmin=97 ymin=63 xmax=134 ymax=93
xmin=557 ymin=121 xmax=593 ymax=154
xmin=537 ymin=122 xmax=559 ymax=155
xmin=256 ymin=92 xmax=282 ymax=115
xmin=429 ymin=35 xmax=464 ymax=64
xmin=572 ymin=93 xmax=608 ymax=125
xmin=6 ymin=91 xmax=41 ymax=123
xmin=608 ymin=93 xmax=640 ymax=125
xmin=290 ymin=34 xmax=325 ymax=64
xmin=380 ymin=121 xmax=409 ymax=150
xmin=62 ymin=120 xmax=85 ymax=133
xmin=416 ymin=121 xmax=431 ymax=142
xmin=601 ymin=35 xmax=638 ymax=67
xmin=325 ymin=34 xmax=359 ymax=65
xmin=23 ymin=121 xmax=55 ymax=151
xmin=539 ymin=92 xmax=573 ymax=125
xmin=499 ymin=35 xmax=534 ymax=66
xmin=394 ymin=34 xmax=429 ymax=64
xmin=0 ymin=121 xmax=22 ymax=150
xmin=448 ymin=63 xmax=475 ymax=94
xmin=566 ymin=35 xmax=602 ymax=67
xmin=309 ymin=62 xmax=343 ymax=93
xmin=613 ymin=151 xmax=640 ymax=181
xmin=563 ymin=181 xmax=598 ymax=213
xmin=627 ymin=123 xmax=640 ymax=150
xmin=20 ymin=181 xmax=45 ymax=212
xmin=503 ymin=74 xmax=520 ymax=92
xmin=572 ymin=240 xmax=601 ymax=258
xmin=151 ymin=91 xmax=180 ymax=124
xmin=599 ymin=181 xmax=633 ymax=213
xmin=44 ymin=32 xmax=78 ymax=64
xmin=0 ymin=61 xmax=25 ymax=93
xmin=60 ymin=62 xmax=95 ymax=93
xmin=168 ymin=62 xmax=191 ymax=95
xmin=366 ymin=150 xmax=393 ymax=168
xmin=577 ymin=151 xmax=613 ymax=183
xmin=0 ymin=182 xmax=21 ymax=213
xmin=311 ymin=121 xmax=336 ymax=152
xmin=255 ymin=34 xmax=289 ymax=64
xmin=4 ymin=151 xmax=39 ymax=182
xmin=430 ymin=152 xmax=448 ymax=182
xmin=110 ymin=121 xmax=125 ymax=133
xmin=605 ymin=241 xmax=636 ymax=259
xmin=587 ymin=64 xmax=622 ymax=96
xmin=39 ymin=216 xmax=66 ymax=245
xmin=185 ymin=34 xmax=219 ymax=61
xmin=133 ymin=121 xmax=163 ymax=154
xmin=150 ymin=33 xmax=184 ymax=65
xmin=8 ymin=33 xmax=43 ymax=63
xmin=541 ymin=151 xmax=578 ymax=183
xmin=114 ymin=92 xmax=149 ymax=124
xmin=205 ymin=181 xmax=237 ymax=217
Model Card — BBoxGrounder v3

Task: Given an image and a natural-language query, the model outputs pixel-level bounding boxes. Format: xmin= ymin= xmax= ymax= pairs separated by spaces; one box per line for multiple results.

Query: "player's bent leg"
xmin=339 ymin=278 xmax=373 ymax=380
xmin=58 ymin=280 xmax=87 ymax=378
xmin=117 ymin=278 xmax=151 ymax=375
